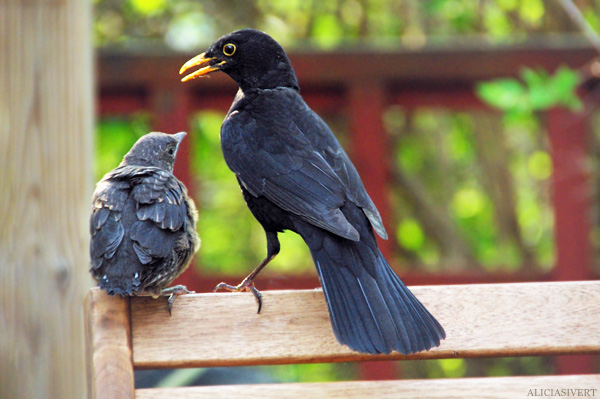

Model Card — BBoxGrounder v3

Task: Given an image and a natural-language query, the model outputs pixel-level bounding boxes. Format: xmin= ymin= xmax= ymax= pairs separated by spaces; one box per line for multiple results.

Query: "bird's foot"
xmin=160 ymin=285 xmax=195 ymax=316
xmin=213 ymin=280 xmax=263 ymax=314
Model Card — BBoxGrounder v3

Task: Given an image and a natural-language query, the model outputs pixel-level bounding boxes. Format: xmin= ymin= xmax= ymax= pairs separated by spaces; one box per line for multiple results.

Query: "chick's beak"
xmin=173 ymin=132 xmax=186 ymax=145
xmin=179 ymin=53 xmax=224 ymax=82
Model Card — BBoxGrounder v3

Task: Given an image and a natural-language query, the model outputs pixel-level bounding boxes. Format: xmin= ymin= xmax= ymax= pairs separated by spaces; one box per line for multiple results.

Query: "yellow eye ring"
xmin=223 ymin=43 xmax=236 ymax=56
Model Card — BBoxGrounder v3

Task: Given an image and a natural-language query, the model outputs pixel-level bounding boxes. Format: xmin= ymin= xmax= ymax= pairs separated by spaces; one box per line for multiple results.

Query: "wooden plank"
xmin=135 ymin=374 xmax=600 ymax=399
xmin=98 ymin=40 xmax=597 ymax=88
xmin=146 ymin=270 xmax=559 ymax=296
xmin=129 ymin=281 xmax=600 ymax=368
xmin=84 ymin=289 xmax=134 ymax=399
xmin=98 ymin=89 xmax=147 ymax=115
xmin=0 ymin=1 xmax=93 ymax=399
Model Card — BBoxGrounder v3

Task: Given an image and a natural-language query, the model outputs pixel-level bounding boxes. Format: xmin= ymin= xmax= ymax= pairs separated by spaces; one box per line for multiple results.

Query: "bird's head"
xmin=121 ymin=132 xmax=186 ymax=171
xmin=179 ymin=29 xmax=299 ymax=92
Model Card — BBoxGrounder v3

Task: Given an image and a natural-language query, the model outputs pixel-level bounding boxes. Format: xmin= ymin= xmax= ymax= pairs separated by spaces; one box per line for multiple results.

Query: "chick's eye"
xmin=167 ymin=146 xmax=175 ymax=156
xmin=223 ymin=43 xmax=236 ymax=56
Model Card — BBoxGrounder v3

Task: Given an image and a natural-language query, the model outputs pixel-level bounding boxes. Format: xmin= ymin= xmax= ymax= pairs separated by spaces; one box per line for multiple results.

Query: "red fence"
xmin=98 ymin=41 xmax=598 ymax=377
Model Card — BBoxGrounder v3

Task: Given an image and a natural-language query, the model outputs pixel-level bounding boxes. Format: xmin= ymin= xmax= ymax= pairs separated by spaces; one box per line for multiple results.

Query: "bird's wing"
xmin=91 ymin=166 xmax=190 ymax=268
xmin=89 ymin=174 xmax=129 ymax=270
xmin=296 ymin=107 xmax=388 ymax=239
xmin=127 ymin=167 xmax=189 ymax=265
xmin=222 ymin=118 xmax=360 ymax=241
xmin=129 ymin=167 xmax=189 ymax=231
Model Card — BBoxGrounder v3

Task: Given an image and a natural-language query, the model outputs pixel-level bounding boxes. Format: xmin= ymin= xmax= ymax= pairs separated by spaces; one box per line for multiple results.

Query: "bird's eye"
xmin=167 ymin=146 xmax=176 ymax=156
xmin=223 ymin=43 xmax=236 ymax=56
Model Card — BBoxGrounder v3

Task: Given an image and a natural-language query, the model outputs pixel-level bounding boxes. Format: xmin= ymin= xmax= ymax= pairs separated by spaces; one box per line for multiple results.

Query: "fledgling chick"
xmin=89 ymin=132 xmax=200 ymax=314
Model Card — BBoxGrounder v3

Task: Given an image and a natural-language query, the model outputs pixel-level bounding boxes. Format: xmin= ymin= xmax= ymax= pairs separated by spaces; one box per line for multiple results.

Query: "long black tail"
xmin=308 ymin=233 xmax=446 ymax=354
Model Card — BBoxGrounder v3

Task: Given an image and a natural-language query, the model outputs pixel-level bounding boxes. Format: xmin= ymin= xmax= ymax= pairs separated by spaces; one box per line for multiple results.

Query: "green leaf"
xmin=476 ymin=79 xmax=526 ymax=111
xmin=521 ymin=68 xmax=553 ymax=109
xmin=550 ymin=67 xmax=583 ymax=111
xmin=478 ymin=67 xmax=583 ymax=113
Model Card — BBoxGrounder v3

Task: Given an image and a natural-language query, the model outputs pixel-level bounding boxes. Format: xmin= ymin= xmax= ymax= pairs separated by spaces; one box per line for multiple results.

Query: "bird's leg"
xmin=213 ymin=256 xmax=272 ymax=313
xmin=160 ymin=285 xmax=195 ymax=315
xmin=214 ymin=231 xmax=280 ymax=313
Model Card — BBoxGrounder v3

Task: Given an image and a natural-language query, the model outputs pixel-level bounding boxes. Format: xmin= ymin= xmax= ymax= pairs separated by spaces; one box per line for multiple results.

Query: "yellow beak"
xmin=179 ymin=53 xmax=224 ymax=82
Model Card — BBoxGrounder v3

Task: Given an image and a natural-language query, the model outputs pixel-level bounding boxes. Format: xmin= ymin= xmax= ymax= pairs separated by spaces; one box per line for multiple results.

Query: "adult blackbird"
xmin=90 ymin=132 xmax=200 ymax=314
xmin=179 ymin=29 xmax=445 ymax=354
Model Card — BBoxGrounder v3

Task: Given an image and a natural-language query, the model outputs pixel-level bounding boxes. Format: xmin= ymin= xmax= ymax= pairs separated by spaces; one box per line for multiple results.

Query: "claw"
xmin=167 ymin=293 xmax=175 ymax=316
xmin=214 ymin=281 xmax=263 ymax=314
xmin=160 ymin=285 xmax=194 ymax=316
xmin=249 ymin=285 xmax=263 ymax=314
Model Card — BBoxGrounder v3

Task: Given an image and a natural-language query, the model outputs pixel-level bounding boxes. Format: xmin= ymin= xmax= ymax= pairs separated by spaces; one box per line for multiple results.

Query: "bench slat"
xmin=130 ymin=281 xmax=600 ymax=368
xmin=85 ymin=290 xmax=134 ymax=399
xmin=135 ymin=374 xmax=600 ymax=399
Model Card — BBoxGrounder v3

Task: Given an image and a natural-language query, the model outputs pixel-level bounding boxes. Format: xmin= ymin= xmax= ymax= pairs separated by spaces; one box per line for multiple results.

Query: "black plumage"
xmin=180 ymin=29 xmax=445 ymax=354
xmin=90 ymin=132 xmax=200 ymax=312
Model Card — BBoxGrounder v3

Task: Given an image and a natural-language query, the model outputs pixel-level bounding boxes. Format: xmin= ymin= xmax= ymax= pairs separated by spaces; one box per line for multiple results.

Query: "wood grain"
xmin=0 ymin=1 xmax=93 ymax=399
xmin=135 ymin=374 xmax=600 ymax=399
xmin=84 ymin=289 xmax=134 ymax=399
xmin=129 ymin=281 xmax=600 ymax=368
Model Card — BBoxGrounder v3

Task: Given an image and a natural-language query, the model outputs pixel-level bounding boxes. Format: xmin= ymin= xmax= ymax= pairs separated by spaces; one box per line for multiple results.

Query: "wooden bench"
xmin=84 ymin=281 xmax=600 ymax=398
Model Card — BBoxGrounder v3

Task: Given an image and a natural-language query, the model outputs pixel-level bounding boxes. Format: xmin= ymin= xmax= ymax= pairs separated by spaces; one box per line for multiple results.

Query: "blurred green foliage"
xmin=477 ymin=67 xmax=583 ymax=124
xmin=264 ymin=362 xmax=357 ymax=382
xmin=386 ymin=107 xmax=555 ymax=271
xmin=94 ymin=0 xmax=600 ymax=50
xmin=403 ymin=356 xmax=553 ymax=379
xmin=95 ymin=114 xmax=150 ymax=180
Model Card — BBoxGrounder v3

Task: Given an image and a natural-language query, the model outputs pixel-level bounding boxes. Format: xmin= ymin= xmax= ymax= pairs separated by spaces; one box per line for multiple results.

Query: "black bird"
xmin=179 ymin=29 xmax=445 ymax=354
xmin=90 ymin=132 xmax=200 ymax=313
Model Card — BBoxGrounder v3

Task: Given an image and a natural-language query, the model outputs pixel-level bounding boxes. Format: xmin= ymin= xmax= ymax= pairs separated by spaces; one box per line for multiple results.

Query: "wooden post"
xmin=149 ymin=83 xmax=199 ymax=289
xmin=347 ymin=80 xmax=393 ymax=258
xmin=0 ymin=1 xmax=93 ymax=399
xmin=546 ymin=107 xmax=595 ymax=375
xmin=546 ymin=107 xmax=592 ymax=281
xmin=149 ymin=84 xmax=193 ymax=193
xmin=347 ymin=80 xmax=399 ymax=380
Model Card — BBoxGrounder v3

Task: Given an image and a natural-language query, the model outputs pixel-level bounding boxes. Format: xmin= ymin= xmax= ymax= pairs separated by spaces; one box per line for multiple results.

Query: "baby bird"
xmin=89 ymin=132 xmax=200 ymax=313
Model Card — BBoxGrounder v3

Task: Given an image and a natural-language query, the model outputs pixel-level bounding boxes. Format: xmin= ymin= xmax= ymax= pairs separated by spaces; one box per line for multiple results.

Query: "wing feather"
xmin=222 ymin=118 xmax=359 ymax=241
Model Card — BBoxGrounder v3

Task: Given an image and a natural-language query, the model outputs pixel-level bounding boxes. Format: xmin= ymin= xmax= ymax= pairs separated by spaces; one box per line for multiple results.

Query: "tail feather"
xmin=97 ymin=277 xmax=136 ymax=296
xmin=317 ymin=260 xmax=381 ymax=353
xmin=94 ymin=261 xmax=142 ymax=297
xmin=383 ymin=264 xmax=446 ymax=344
xmin=313 ymin=242 xmax=445 ymax=355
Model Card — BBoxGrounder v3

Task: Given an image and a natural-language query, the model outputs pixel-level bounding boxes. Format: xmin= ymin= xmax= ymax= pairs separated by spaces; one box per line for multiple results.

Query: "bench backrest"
xmin=84 ymin=281 xmax=600 ymax=398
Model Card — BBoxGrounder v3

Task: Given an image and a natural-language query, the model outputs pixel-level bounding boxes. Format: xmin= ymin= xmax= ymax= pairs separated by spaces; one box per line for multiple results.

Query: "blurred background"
xmin=2 ymin=0 xmax=600 ymax=398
